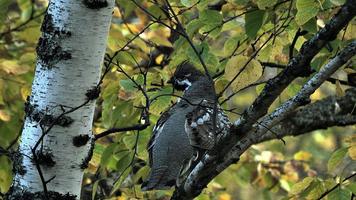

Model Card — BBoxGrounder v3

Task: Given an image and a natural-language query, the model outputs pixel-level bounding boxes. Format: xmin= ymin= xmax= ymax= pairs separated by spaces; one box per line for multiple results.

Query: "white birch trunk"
xmin=10 ymin=0 xmax=114 ymax=199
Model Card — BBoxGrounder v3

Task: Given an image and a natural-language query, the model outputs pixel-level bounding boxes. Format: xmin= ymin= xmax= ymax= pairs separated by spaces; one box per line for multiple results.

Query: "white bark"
xmin=12 ymin=0 xmax=114 ymax=198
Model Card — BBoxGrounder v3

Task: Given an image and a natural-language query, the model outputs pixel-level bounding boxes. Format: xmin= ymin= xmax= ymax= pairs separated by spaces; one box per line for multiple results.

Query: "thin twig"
xmin=317 ymin=173 xmax=356 ymax=200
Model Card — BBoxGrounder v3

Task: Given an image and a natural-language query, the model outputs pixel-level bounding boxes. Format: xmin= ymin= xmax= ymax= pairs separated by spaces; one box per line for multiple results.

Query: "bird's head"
xmin=168 ymin=61 xmax=204 ymax=91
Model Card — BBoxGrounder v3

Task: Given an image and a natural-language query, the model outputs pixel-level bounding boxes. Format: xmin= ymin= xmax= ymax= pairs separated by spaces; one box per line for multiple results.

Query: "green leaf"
xmin=224 ymin=56 xmax=263 ymax=92
xmin=200 ymin=10 xmax=223 ymax=26
xmin=123 ymin=133 xmax=138 ymax=148
xmin=186 ymin=42 xmax=218 ymax=73
xmin=234 ymin=163 xmax=255 ymax=186
xmin=197 ymin=0 xmax=210 ymax=10
xmin=133 ymin=165 xmax=150 ymax=183
xmin=0 ymin=156 xmax=12 ymax=193
xmin=181 ymin=0 xmax=199 ymax=7
xmin=186 ymin=19 xmax=204 ymax=37
xmin=327 ymin=147 xmax=348 ymax=174
xmin=148 ymin=4 xmax=166 ymax=20
xmin=117 ymin=0 xmax=137 ymax=18
xmin=257 ymin=0 xmax=278 ymax=9
xmin=245 ymin=10 xmax=265 ymax=38
xmin=111 ymin=157 xmax=131 ymax=195
xmin=295 ymin=0 xmax=320 ymax=25
xmin=346 ymin=182 xmax=356 ymax=194
xmin=120 ymin=79 xmax=137 ymax=92
xmin=302 ymin=18 xmax=317 ymax=33
xmin=17 ymin=0 xmax=32 ymax=21
xmin=150 ymin=87 xmax=172 ymax=115
xmin=232 ymin=0 xmax=250 ymax=5
xmin=289 ymin=177 xmax=314 ymax=195
xmin=199 ymin=10 xmax=223 ymax=38
xmin=327 ymin=187 xmax=352 ymax=200
xmin=17 ymin=25 xmax=41 ymax=43
xmin=223 ymin=36 xmax=242 ymax=56
xmin=92 ymin=180 xmax=99 ymax=200
xmin=115 ymin=151 xmax=132 ymax=173
xmin=287 ymin=83 xmax=302 ymax=97
xmin=204 ymin=53 xmax=219 ymax=73
xmin=306 ymin=179 xmax=326 ymax=199
xmin=0 ymin=0 xmax=11 ymax=25
xmin=173 ymin=36 xmax=189 ymax=51
xmin=258 ymin=44 xmax=273 ymax=61
xmin=100 ymin=144 xmax=129 ymax=167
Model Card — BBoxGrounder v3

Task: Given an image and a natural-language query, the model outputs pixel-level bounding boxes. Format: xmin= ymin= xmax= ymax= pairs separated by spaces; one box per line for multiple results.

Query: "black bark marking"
xmin=85 ymin=86 xmax=100 ymax=100
xmin=34 ymin=150 xmax=56 ymax=168
xmin=11 ymin=152 xmax=27 ymax=176
xmin=36 ymin=13 xmax=72 ymax=69
xmin=36 ymin=37 xmax=71 ymax=68
xmin=82 ymin=0 xmax=108 ymax=9
xmin=72 ymin=134 xmax=90 ymax=147
xmin=5 ymin=188 xmax=77 ymax=200
xmin=25 ymin=101 xmax=74 ymax=127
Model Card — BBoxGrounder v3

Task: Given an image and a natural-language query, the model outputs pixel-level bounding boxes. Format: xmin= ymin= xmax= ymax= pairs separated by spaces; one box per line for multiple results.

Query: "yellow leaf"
xmin=344 ymin=135 xmax=356 ymax=146
xmin=224 ymin=56 xmax=263 ymax=92
xmin=310 ymin=88 xmax=322 ymax=101
xmin=344 ymin=68 xmax=356 ymax=74
xmin=0 ymin=109 xmax=10 ymax=122
xmin=349 ymin=145 xmax=356 ymax=160
xmin=343 ymin=24 xmax=355 ymax=40
xmin=19 ymin=52 xmax=36 ymax=64
xmin=218 ymin=193 xmax=231 ymax=200
xmin=17 ymin=26 xmax=40 ymax=43
xmin=294 ymin=151 xmax=312 ymax=161
xmin=335 ymin=80 xmax=345 ymax=96
xmin=21 ymin=86 xmax=31 ymax=101
xmin=113 ymin=7 xmax=121 ymax=18
xmin=155 ymin=54 xmax=164 ymax=65
xmin=0 ymin=60 xmax=30 ymax=75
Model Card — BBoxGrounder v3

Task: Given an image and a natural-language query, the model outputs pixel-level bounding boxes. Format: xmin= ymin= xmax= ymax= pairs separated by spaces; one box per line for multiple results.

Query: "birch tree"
xmin=4 ymin=0 xmax=114 ymax=199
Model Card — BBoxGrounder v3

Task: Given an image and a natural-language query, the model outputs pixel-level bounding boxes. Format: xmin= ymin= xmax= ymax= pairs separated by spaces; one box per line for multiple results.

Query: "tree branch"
xmin=252 ymin=41 xmax=355 ymax=139
xmin=172 ymin=39 xmax=356 ymax=200
xmin=221 ymin=40 xmax=355 ymax=174
xmin=257 ymin=87 xmax=356 ymax=143
xmin=234 ymin=0 xmax=355 ymax=137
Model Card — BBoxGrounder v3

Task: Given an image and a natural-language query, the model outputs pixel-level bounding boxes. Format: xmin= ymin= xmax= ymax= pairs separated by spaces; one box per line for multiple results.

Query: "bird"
xmin=141 ymin=62 xmax=231 ymax=191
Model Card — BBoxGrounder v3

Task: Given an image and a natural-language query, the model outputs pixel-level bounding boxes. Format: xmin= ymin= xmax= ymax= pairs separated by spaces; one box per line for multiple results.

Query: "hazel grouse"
xmin=141 ymin=62 xmax=231 ymax=190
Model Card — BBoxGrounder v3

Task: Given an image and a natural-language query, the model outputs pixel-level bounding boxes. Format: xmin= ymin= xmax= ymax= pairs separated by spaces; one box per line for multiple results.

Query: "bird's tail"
xmin=141 ymin=166 xmax=175 ymax=191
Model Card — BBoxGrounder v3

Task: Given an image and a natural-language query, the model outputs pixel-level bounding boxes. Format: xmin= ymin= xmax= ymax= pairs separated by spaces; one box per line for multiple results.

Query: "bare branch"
xmin=222 ymin=40 xmax=355 ymax=170
xmin=258 ymin=87 xmax=356 ymax=143
xmin=254 ymin=41 xmax=356 ymax=139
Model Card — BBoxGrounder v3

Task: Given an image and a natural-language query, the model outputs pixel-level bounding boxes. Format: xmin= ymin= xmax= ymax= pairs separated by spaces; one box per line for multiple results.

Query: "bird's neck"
xmin=183 ymin=77 xmax=216 ymax=101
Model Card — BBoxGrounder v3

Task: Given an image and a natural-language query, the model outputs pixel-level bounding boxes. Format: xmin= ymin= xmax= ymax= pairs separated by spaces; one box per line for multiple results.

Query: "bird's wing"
xmin=185 ymin=100 xmax=231 ymax=150
xmin=147 ymin=103 xmax=176 ymax=167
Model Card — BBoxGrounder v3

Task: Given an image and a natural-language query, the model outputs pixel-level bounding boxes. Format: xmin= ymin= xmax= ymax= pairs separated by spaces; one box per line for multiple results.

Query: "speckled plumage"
xmin=142 ymin=63 xmax=230 ymax=190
